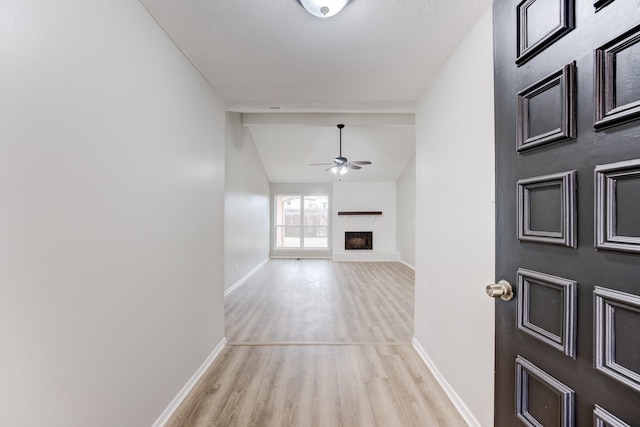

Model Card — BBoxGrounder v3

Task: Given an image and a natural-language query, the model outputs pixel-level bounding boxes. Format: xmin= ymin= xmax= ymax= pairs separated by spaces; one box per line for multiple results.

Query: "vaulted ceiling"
xmin=139 ymin=0 xmax=491 ymax=182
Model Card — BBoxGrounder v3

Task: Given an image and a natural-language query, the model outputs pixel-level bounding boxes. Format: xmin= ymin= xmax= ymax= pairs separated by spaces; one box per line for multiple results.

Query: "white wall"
xmin=0 ymin=1 xmax=226 ymax=426
xmin=414 ymin=8 xmax=495 ymax=427
xmin=396 ymin=155 xmax=416 ymax=268
xmin=270 ymin=183 xmax=333 ymax=258
xmin=225 ymin=113 xmax=271 ymax=291
xmin=332 ymin=181 xmax=399 ymax=261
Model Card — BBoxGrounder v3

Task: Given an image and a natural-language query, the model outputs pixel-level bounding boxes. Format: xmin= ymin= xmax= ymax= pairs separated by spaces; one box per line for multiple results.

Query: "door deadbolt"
xmin=486 ymin=280 xmax=514 ymax=301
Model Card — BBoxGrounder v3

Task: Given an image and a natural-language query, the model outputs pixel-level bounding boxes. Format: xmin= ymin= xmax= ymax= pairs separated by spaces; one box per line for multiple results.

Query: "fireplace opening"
xmin=345 ymin=231 xmax=373 ymax=250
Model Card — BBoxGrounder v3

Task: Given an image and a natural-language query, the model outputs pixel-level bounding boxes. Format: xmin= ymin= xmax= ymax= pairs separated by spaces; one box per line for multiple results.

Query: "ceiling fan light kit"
xmin=331 ymin=164 xmax=349 ymax=175
xmin=297 ymin=0 xmax=350 ymax=18
xmin=309 ymin=123 xmax=372 ymax=177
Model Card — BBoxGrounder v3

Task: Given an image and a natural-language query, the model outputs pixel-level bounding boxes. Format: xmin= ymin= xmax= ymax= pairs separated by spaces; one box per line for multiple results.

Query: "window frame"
xmin=273 ymin=194 xmax=329 ymax=250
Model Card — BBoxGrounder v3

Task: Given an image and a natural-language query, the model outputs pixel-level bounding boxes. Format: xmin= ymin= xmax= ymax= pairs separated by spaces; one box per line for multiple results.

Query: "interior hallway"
xmin=2 ymin=2 xmax=495 ymax=425
xmin=165 ymin=260 xmax=466 ymax=426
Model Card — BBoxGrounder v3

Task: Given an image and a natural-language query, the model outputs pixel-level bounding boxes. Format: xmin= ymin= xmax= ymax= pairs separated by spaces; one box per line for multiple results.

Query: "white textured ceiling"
xmin=139 ymin=0 xmax=490 ymax=182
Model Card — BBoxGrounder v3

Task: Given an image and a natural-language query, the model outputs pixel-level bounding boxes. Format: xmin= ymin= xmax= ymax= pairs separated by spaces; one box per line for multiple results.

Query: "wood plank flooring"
xmin=166 ymin=260 xmax=466 ymax=427
xmin=225 ymin=260 xmax=414 ymax=343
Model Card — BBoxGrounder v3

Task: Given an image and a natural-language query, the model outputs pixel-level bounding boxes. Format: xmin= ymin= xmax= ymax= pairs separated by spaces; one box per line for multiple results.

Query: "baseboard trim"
xmin=412 ymin=337 xmax=481 ymax=427
xmin=400 ymin=260 xmax=415 ymax=270
xmin=225 ymin=258 xmax=269 ymax=297
xmin=152 ymin=338 xmax=227 ymax=427
xmin=269 ymin=255 xmax=333 ymax=260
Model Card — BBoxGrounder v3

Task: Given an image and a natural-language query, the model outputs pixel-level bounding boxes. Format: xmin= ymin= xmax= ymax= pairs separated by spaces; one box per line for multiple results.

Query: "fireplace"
xmin=345 ymin=231 xmax=373 ymax=250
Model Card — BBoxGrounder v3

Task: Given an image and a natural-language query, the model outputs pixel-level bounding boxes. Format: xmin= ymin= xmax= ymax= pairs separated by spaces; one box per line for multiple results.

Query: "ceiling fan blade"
xmin=309 ymin=163 xmax=333 ymax=166
xmin=324 ymin=166 xmax=335 ymax=172
xmin=351 ymin=161 xmax=372 ymax=165
xmin=348 ymin=164 xmax=362 ymax=170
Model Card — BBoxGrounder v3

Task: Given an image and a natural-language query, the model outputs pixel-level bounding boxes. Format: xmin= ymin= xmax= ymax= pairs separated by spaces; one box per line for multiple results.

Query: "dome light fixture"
xmin=297 ymin=0 xmax=351 ymax=18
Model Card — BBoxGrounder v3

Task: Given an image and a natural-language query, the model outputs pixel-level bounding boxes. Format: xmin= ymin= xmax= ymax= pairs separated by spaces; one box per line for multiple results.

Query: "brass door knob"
xmin=486 ymin=280 xmax=514 ymax=301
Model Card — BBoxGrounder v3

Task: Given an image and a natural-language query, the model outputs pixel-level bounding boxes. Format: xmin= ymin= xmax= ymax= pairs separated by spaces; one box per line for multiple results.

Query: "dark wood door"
xmin=493 ymin=0 xmax=640 ymax=425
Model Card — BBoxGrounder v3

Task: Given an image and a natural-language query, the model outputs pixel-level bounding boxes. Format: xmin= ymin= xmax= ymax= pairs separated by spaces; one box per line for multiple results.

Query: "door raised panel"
xmin=594 ymin=287 xmax=640 ymax=393
xmin=516 ymin=0 xmax=574 ymax=65
xmin=517 ymin=62 xmax=576 ymax=152
xmin=594 ymin=0 xmax=616 ymax=11
xmin=517 ymin=171 xmax=577 ymax=247
xmin=595 ymin=23 xmax=640 ymax=130
xmin=594 ymin=405 xmax=632 ymax=427
xmin=595 ymin=159 xmax=640 ymax=253
xmin=517 ymin=269 xmax=577 ymax=358
xmin=516 ymin=356 xmax=575 ymax=426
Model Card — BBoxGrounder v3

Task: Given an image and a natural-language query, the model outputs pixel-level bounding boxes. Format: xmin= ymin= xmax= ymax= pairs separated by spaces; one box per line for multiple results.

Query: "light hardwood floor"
xmin=225 ymin=260 xmax=414 ymax=344
xmin=166 ymin=260 xmax=466 ymax=427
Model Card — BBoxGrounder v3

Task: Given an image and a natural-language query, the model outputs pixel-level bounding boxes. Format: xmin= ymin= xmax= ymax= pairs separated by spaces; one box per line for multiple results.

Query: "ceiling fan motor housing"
xmin=334 ymin=156 xmax=348 ymax=164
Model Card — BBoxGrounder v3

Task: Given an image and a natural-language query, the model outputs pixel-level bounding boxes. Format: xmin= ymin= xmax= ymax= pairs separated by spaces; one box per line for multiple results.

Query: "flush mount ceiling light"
xmin=297 ymin=0 xmax=351 ymax=18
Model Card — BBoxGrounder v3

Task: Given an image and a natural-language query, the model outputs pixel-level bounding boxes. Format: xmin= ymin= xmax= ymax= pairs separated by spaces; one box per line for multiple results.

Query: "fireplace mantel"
xmin=337 ymin=211 xmax=382 ymax=216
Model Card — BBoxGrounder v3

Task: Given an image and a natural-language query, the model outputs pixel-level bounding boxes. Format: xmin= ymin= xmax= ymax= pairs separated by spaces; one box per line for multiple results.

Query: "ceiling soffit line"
xmin=225 ymin=100 xmax=418 ymax=114
xmin=241 ymin=113 xmax=415 ymax=127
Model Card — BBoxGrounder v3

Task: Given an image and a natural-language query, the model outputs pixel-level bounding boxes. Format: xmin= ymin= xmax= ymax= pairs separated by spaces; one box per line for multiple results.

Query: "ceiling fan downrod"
xmin=336 ymin=123 xmax=347 ymax=164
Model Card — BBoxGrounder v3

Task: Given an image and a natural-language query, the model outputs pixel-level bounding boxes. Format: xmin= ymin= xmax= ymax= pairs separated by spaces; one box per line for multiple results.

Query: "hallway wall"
xmin=0 ymin=1 xmax=226 ymax=426
xmin=413 ymin=8 xmax=495 ymax=427
xmin=396 ymin=154 xmax=416 ymax=267
xmin=224 ymin=113 xmax=271 ymax=291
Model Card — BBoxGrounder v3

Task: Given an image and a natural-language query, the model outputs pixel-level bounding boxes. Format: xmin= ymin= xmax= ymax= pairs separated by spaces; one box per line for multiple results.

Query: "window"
xmin=274 ymin=195 xmax=329 ymax=249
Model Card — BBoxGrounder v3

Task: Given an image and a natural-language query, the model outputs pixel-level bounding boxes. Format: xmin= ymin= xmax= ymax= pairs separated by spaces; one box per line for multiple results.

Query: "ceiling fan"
xmin=309 ymin=124 xmax=372 ymax=175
